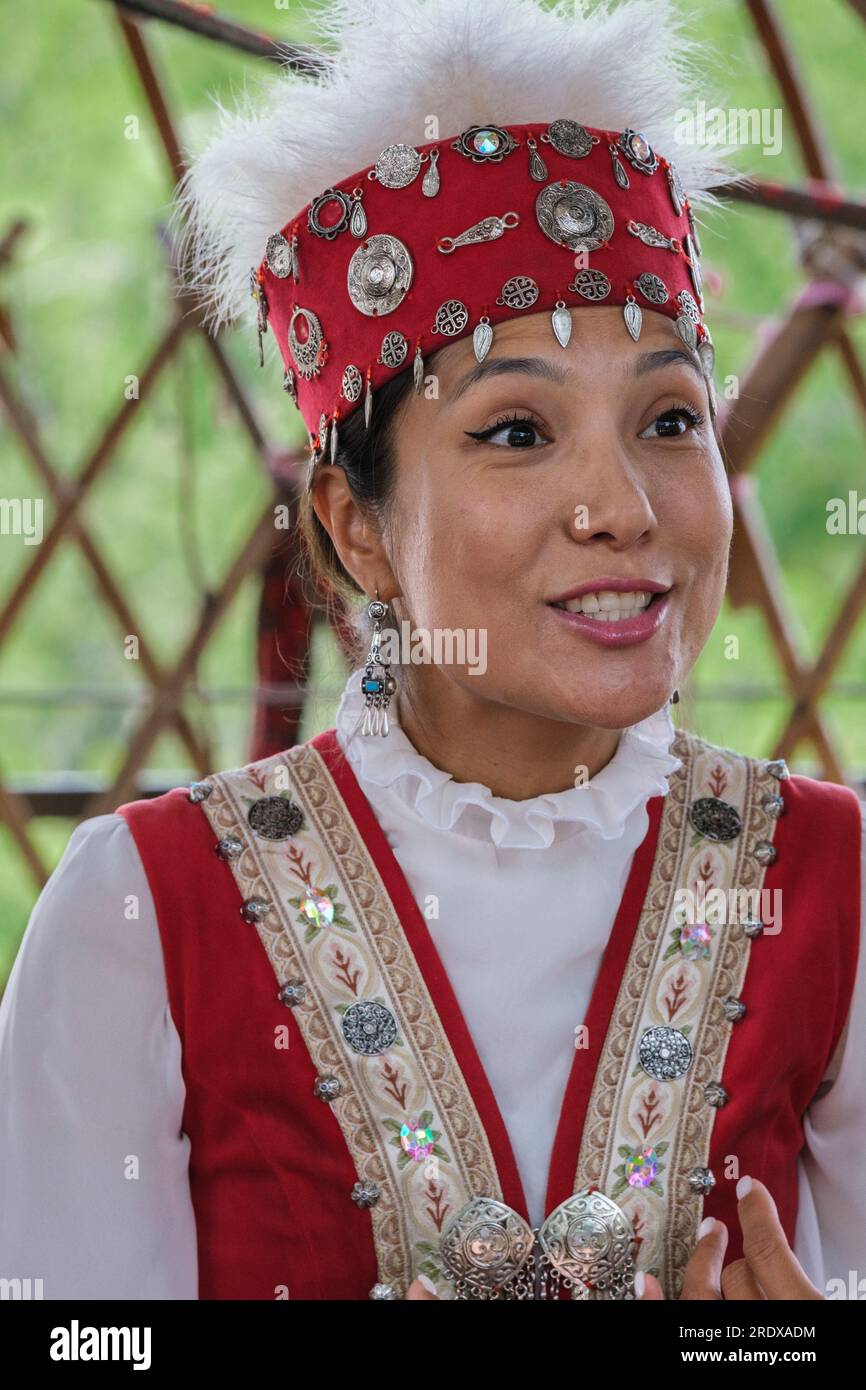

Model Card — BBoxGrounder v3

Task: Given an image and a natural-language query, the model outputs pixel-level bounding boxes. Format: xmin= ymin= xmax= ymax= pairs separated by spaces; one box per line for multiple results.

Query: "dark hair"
xmin=299 ymin=366 xmax=417 ymax=610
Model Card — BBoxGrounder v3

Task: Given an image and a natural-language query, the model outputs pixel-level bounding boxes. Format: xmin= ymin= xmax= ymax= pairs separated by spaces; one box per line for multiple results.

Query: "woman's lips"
xmin=548 ymin=591 xmax=671 ymax=647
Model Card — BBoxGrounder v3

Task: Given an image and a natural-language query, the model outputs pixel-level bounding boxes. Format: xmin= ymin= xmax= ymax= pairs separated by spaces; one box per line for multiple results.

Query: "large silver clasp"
xmin=438 ymin=1189 xmax=637 ymax=1300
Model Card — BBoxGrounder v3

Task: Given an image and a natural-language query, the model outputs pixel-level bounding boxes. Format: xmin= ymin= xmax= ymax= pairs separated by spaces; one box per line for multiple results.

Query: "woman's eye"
xmin=640 ymin=405 xmax=704 ymax=439
xmin=464 ymin=415 xmax=547 ymax=449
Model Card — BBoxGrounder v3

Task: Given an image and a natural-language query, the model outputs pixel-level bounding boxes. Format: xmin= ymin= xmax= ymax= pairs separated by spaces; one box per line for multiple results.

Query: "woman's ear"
xmin=311 ymin=464 xmax=399 ymax=600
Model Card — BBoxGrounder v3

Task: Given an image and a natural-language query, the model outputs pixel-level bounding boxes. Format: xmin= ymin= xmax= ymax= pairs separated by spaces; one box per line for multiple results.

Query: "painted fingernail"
xmin=634 ymin=1269 xmax=646 ymax=1297
xmin=417 ymin=1273 xmax=438 ymax=1294
xmin=697 ymin=1216 xmax=716 ymax=1239
xmin=736 ymin=1175 xmax=752 ymax=1199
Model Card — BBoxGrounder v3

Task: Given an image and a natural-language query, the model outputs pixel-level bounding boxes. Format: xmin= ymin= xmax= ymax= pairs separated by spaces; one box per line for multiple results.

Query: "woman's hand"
xmin=637 ymin=1176 xmax=825 ymax=1300
xmin=405 ymin=1274 xmax=439 ymax=1299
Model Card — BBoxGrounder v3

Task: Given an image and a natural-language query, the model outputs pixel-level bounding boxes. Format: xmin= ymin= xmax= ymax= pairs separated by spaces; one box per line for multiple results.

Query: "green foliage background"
xmin=1 ymin=0 xmax=865 ymax=977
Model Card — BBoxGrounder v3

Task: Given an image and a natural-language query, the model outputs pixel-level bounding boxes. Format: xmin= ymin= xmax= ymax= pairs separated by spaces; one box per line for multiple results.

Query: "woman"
xmin=0 ymin=0 xmax=863 ymax=1301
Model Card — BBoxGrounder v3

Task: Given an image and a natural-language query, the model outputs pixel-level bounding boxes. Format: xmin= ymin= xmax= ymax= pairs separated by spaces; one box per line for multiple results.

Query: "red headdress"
xmin=178 ymin=0 xmax=739 ymax=457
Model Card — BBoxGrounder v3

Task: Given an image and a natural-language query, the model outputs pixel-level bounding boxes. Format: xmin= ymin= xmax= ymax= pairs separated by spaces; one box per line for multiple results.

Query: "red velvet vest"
xmin=118 ymin=726 xmax=860 ymax=1300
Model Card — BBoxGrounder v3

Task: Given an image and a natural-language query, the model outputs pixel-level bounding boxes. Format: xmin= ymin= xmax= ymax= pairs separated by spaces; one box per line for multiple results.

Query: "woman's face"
xmin=358 ymin=305 xmax=731 ymax=731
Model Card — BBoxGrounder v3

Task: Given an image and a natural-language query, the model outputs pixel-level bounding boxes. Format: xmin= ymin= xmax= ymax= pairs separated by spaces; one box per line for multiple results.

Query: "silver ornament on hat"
xmin=378 ymin=331 xmax=408 ymax=367
xmin=369 ymin=142 xmax=423 ymax=189
xmin=541 ymin=119 xmax=597 ymax=159
xmin=551 ymin=300 xmax=572 ymax=348
xmin=265 ymin=233 xmax=293 ymax=278
xmin=341 ymin=363 xmax=363 ymax=402
xmin=413 ymin=341 xmax=425 ymax=393
xmin=687 ymin=205 xmax=703 ymax=258
xmin=627 ymin=219 xmax=677 ymax=251
xmin=618 ymin=128 xmax=658 ymax=175
xmin=496 ymin=275 xmax=539 ymax=310
xmin=432 ymin=299 xmax=469 ymax=336
xmin=635 ymin=272 xmax=669 ymax=305
xmin=526 ymin=136 xmax=548 ymax=181
xmin=675 ymin=315 xmax=698 ymax=352
xmin=667 ymin=161 xmax=686 ymax=216
xmin=535 ymin=181 xmax=614 ymax=252
xmin=347 ymin=233 xmax=414 ymax=316
xmin=308 ymin=187 xmax=358 ymax=240
xmin=608 ymin=142 xmax=629 ymax=190
xmin=568 ymin=268 xmax=611 ymax=301
xmin=676 ymin=290 xmax=701 ymax=323
xmin=422 ymin=147 xmax=440 ymax=197
xmin=452 ymin=124 xmax=518 ymax=163
xmin=623 ymin=295 xmax=642 ymax=342
xmin=437 ymin=211 xmax=520 ymax=254
xmin=288 ymin=306 xmax=326 ymax=380
xmin=685 ymin=234 xmax=704 ymax=310
xmin=697 ymin=328 xmax=715 ymax=378
xmin=473 ymin=314 xmax=494 ymax=363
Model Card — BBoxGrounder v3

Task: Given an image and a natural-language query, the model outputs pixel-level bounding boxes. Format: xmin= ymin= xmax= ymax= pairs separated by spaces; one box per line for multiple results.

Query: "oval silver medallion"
xmin=265 ymin=232 xmax=293 ymax=279
xmin=535 ymin=181 xmax=614 ymax=252
xmin=676 ymin=289 xmax=701 ymax=323
xmin=638 ymin=1025 xmax=693 ymax=1080
xmin=341 ymin=999 xmax=398 ymax=1056
xmin=288 ymin=307 xmax=326 ymax=379
xmin=341 ymin=364 xmax=363 ymax=402
xmin=373 ymin=143 xmax=421 ymax=188
xmin=378 ymin=331 xmax=408 ymax=367
xmin=544 ymin=119 xmax=595 ymax=158
xmin=347 ymin=234 xmax=414 ymax=316
xmin=451 ymin=125 xmax=518 ymax=163
xmin=248 ymin=795 xmax=305 ymax=840
xmin=618 ymin=128 xmax=658 ymax=175
xmin=568 ymin=268 xmax=611 ymax=301
xmin=635 ymin=272 xmax=669 ymax=305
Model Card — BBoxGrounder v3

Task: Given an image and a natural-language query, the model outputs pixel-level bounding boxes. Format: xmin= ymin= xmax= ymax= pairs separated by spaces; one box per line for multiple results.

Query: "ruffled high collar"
xmin=335 ymin=670 xmax=682 ymax=850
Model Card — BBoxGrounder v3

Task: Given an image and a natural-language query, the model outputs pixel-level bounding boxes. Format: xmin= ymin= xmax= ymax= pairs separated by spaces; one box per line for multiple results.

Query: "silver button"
xmin=703 ymin=1081 xmax=728 ymax=1108
xmin=351 ymin=1180 xmax=381 ymax=1209
xmin=687 ymin=1166 xmax=715 ymax=1194
xmin=188 ymin=781 xmax=213 ymax=803
xmin=279 ymin=979 xmax=307 ymax=1008
xmin=753 ymin=840 xmax=777 ymax=866
xmin=723 ymin=995 xmax=747 ymax=1022
xmin=313 ymin=1074 xmax=342 ymax=1102
xmin=215 ymin=835 xmax=243 ymax=861
xmin=638 ymin=1026 xmax=693 ymax=1081
xmin=241 ymin=897 xmax=270 ymax=923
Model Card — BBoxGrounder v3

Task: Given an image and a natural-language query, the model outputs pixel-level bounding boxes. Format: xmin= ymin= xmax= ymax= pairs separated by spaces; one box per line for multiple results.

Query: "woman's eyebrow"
xmin=630 ymin=346 xmax=704 ymax=382
xmin=450 ymin=356 xmax=569 ymax=402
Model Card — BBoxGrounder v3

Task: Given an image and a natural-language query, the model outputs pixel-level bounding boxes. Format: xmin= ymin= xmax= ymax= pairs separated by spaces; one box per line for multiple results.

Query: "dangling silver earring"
xmin=361 ymin=596 xmax=397 ymax=736
xmin=670 ymin=688 xmax=680 ymax=704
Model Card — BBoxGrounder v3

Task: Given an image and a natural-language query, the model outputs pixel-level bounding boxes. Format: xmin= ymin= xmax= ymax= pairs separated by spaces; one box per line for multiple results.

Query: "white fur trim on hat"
xmin=176 ymin=0 xmax=741 ymax=333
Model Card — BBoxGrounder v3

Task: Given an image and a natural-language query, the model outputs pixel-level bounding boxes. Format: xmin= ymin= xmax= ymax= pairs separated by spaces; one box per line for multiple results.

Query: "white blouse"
xmin=1 ymin=671 xmax=864 ymax=1299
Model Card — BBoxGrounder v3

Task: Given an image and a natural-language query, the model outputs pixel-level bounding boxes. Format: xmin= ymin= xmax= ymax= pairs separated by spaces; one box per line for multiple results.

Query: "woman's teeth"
xmin=554 ymin=590 xmax=655 ymax=621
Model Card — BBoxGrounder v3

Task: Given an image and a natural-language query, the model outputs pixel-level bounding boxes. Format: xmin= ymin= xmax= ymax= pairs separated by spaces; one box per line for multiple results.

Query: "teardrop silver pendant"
xmin=350 ymin=193 xmax=367 ymax=238
xmin=413 ymin=342 xmax=425 ymax=394
xmin=422 ymin=148 xmax=440 ymax=197
xmin=675 ymin=314 xmax=698 ymax=351
xmin=624 ymin=295 xmax=642 ymax=342
xmin=364 ymin=375 xmax=373 ymax=428
xmin=290 ymin=231 xmax=300 ymax=283
xmin=473 ymin=315 xmax=493 ymax=363
xmin=609 ymin=144 xmax=629 ymax=190
xmin=527 ymin=136 xmax=548 ymax=182
xmin=330 ymin=417 xmax=338 ymax=463
xmin=552 ymin=300 xmax=572 ymax=348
